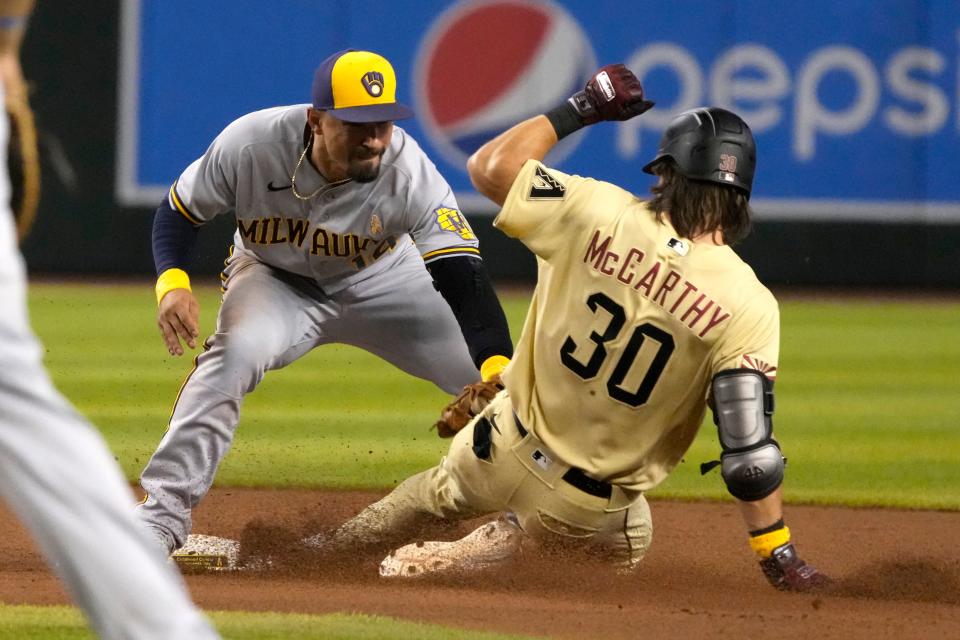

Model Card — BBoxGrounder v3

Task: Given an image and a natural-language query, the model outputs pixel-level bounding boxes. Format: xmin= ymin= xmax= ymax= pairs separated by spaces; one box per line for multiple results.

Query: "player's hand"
xmin=569 ymin=64 xmax=654 ymax=125
xmin=758 ymin=542 xmax=831 ymax=592
xmin=157 ymin=289 xmax=200 ymax=356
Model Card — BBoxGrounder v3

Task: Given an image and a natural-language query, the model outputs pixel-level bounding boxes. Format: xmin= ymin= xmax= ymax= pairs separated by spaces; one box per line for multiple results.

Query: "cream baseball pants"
xmin=331 ymin=391 xmax=653 ymax=569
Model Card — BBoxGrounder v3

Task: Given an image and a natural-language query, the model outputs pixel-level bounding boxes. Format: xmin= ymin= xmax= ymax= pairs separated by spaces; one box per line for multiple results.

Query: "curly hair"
xmin=647 ymin=160 xmax=753 ymax=245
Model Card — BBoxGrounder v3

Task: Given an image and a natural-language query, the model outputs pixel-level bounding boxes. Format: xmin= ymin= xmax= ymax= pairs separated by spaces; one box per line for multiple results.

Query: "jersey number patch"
xmin=560 ymin=292 xmax=675 ymax=407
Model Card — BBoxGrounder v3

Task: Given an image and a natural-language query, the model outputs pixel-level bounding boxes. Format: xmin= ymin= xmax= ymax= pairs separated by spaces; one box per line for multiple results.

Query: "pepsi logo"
xmin=415 ymin=0 xmax=596 ymax=170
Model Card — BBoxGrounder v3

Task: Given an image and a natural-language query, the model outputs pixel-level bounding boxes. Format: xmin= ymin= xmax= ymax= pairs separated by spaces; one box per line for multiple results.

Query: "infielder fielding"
xmin=138 ymin=49 xmax=513 ymax=554
xmin=0 ymin=2 xmax=219 ymax=637
xmin=322 ymin=64 xmax=828 ymax=590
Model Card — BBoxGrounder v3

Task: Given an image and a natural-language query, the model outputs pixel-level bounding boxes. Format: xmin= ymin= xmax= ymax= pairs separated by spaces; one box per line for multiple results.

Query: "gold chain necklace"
xmin=290 ymin=142 xmax=350 ymax=200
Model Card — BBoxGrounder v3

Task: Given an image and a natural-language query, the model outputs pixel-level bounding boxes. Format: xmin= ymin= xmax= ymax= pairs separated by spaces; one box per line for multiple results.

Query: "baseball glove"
xmin=6 ymin=91 xmax=41 ymax=242
xmin=434 ymin=375 xmax=504 ymax=438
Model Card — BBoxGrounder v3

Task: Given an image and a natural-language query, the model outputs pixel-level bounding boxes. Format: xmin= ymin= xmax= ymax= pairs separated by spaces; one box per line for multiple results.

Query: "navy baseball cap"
xmin=311 ymin=49 xmax=414 ymax=123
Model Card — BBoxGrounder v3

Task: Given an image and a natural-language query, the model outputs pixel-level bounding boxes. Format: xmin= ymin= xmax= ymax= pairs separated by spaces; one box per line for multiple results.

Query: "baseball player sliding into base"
xmin=318 ymin=64 xmax=829 ymax=590
xmin=0 ymin=2 xmax=219 ymax=637
xmin=138 ymin=49 xmax=513 ymax=556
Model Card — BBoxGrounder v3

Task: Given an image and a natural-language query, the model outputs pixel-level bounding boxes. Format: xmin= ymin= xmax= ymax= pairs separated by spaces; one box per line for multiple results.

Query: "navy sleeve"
xmin=425 ymin=255 xmax=514 ymax=368
xmin=152 ymin=197 xmax=201 ymax=275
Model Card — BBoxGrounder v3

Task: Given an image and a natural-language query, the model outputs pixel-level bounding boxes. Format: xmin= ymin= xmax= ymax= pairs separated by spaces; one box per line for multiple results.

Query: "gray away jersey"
xmin=169 ymin=105 xmax=480 ymax=292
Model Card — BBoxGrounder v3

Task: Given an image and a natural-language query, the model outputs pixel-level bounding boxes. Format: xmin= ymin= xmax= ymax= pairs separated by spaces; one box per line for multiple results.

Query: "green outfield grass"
xmin=0 ymin=605 xmax=533 ymax=639
xmin=26 ymin=282 xmax=960 ymax=510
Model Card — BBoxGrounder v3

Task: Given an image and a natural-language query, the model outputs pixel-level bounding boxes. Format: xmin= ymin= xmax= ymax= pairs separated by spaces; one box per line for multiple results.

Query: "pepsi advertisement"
xmin=117 ymin=0 xmax=960 ymax=223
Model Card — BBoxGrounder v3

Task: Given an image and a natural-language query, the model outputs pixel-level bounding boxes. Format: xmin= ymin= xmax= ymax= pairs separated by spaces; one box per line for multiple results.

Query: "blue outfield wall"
xmin=16 ymin=1 xmax=960 ymax=285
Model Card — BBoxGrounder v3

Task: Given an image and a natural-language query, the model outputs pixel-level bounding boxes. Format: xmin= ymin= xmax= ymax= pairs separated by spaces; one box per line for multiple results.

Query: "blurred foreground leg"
xmin=0 ymin=225 xmax=218 ymax=640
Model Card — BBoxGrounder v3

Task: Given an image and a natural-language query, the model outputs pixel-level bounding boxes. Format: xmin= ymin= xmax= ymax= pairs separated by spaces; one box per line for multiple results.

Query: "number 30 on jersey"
xmin=561 ymin=292 xmax=675 ymax=407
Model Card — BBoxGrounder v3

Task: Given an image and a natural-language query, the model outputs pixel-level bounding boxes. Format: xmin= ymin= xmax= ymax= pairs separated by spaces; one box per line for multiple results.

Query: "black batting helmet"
xmin=642 ymin=107 xmax=756 ymax=198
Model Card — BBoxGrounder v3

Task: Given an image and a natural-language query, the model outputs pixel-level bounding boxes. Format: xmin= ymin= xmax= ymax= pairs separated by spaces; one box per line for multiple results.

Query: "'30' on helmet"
xmin=642 ymin=107 xmax=756 ymax=198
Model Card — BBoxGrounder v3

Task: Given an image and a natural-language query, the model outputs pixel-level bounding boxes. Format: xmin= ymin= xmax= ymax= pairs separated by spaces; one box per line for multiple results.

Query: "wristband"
xmin=0 ymin=15 xmax=28 ymax=30
xmin=544 ymin=102 xmax=586 ymax=140
xmin=749 ymin=524 xmax=791 ymax=559
xmin=155 ymin=268 xmax=192 ymax=306
xmin=480 ymin=355 xmax=510 ymax=382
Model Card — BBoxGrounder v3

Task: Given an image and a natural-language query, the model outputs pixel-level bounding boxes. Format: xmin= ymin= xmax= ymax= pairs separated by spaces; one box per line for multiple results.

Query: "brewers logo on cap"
xmin=312 ymin=50 xmax=413 ymax=123
xmin=362 ymin=71 xmax=385 ymax=97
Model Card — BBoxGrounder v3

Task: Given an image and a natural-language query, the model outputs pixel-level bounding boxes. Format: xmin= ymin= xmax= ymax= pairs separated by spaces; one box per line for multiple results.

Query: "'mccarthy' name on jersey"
xmin=583 ymin=230 xmax=730 ymax=338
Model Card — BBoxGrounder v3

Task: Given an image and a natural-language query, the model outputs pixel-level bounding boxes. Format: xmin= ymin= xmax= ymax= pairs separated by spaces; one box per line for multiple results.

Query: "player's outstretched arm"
xmin=468 ymin=63 xmax=653 ymax=206
xmin=153 ymin=198 xmax=202 ymax=356
xmin=467 ymin=116 xmax=558 ymax=206
xmin=710 ymin=370 xmax=829 ymax=591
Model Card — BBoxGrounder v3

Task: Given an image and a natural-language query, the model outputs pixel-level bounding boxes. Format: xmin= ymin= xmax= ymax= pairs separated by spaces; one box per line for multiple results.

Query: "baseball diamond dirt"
xmin=1 ymin=488 xmax=958 ymax=639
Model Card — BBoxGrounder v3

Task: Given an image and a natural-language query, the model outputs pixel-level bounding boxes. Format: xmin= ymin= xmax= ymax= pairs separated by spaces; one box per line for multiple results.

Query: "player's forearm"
xmin=153 ymin=199 xmax=200 ymax=275
xmin=467 ymin=115 xmax=558 ymax=206
xmin=426 ymin=256 xmax=513 ymax=378
xmin=738 ymin=487 xmax=828 ymax=590
xmin=736 ymin=484 xmax=812 ymax=586
xmin=736 ymin=486 xmax=783 ymax=531
xmin=0 ymin=0 xmax=32 ymax=52
xmin=737 ymin=486 xmax=794 ymax=561
xmin=0 ymin=0 xmax=33 ymax=100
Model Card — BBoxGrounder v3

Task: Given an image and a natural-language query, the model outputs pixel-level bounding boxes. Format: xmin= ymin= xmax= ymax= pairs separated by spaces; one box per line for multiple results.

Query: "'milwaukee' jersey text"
xmin=168 ymin=105 xmax=480 ymax=294
xmin=236 ymin=216 xmax=398 ymax=268
xmin=495 ymin=161 xmax=780 ymax=493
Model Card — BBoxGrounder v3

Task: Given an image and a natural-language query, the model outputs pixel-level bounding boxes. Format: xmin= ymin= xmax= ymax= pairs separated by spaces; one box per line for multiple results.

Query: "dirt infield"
xmin=1 ymin=488 xmax=958 ymax=639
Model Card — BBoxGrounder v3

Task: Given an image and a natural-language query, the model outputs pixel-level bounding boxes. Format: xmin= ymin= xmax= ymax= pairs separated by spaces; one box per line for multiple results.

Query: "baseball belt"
xmin=511 ymin=413 xmax=613 ymax=499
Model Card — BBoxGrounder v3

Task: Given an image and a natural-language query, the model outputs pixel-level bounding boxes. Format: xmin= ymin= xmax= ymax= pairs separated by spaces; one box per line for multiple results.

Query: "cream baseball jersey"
xmin=495 ymin=160 xmax=779 ymax=492
xmin=169 ymin=105 xmax=479 ymax=292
